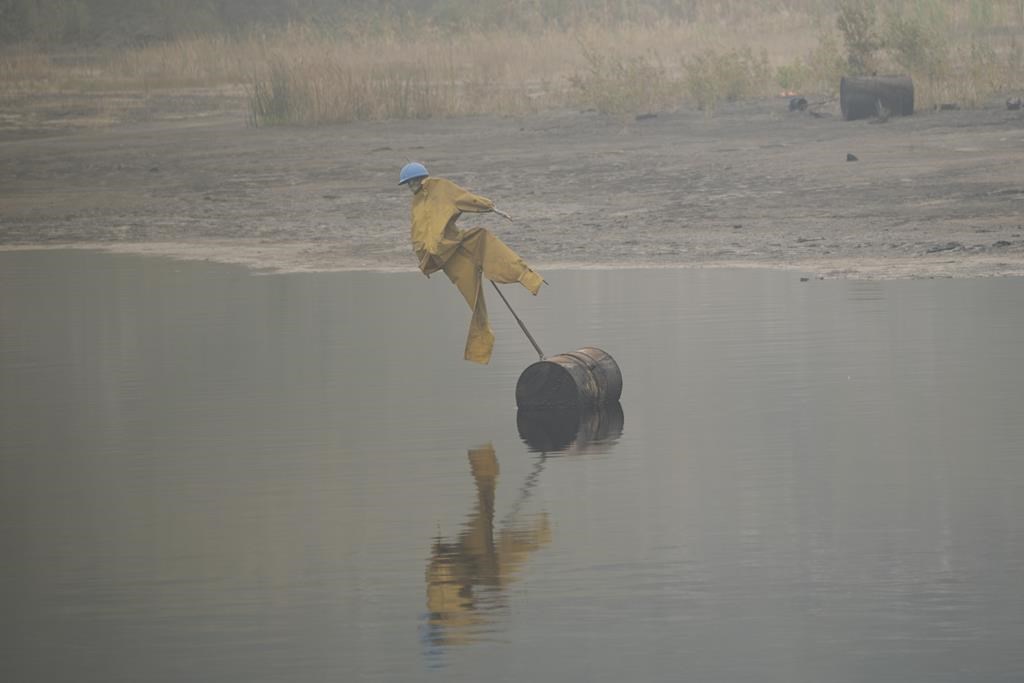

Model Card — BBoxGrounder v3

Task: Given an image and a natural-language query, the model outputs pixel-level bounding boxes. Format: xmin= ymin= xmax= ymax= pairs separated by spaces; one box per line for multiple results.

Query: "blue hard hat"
xmin=399 ymin=162 xmax=429 ymax=185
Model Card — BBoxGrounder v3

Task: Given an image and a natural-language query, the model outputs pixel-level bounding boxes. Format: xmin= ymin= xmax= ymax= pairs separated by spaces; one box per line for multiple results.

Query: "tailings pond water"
xmin=2 ymin=251 xmax=1023 ymax=682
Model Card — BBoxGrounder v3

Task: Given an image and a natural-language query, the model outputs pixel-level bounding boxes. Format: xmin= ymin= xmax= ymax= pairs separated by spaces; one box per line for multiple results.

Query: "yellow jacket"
xmin=410 ymin=177 xmax=494 ymax=275
xmin=408 ymin=176 xmax=542 ymax=364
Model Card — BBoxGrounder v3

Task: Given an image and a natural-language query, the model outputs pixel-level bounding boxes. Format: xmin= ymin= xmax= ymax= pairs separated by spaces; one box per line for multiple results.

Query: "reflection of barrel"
xmin=515 ymin=347 xmax=622 ymax=409
xmin=517 ymin=402 xmax=625 ymax=453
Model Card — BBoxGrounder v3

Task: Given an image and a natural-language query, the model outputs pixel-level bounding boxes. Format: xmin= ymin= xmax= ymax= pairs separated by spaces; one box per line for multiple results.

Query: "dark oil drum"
xmin=515 ymin=347 xmax=622 ymax=409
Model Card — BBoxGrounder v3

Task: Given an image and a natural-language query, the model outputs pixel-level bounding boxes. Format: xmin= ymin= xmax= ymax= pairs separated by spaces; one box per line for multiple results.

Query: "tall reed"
xmin=4 ymin=2 xmax=1024 ymax=126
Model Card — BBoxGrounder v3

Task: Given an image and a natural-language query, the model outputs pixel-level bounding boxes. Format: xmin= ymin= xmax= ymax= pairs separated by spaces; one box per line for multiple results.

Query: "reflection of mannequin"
xmin=425 ymin=444 xmax=550 ymax=647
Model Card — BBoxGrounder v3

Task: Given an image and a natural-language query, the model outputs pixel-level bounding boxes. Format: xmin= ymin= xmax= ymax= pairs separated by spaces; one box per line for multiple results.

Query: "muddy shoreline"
xmin=2 ymin=99 xmax=1022 ymax=279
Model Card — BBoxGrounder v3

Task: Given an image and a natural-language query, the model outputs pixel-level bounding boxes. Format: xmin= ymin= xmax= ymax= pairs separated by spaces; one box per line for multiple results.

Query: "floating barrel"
xmin=515 ymin=347 xmax=622 ymax=410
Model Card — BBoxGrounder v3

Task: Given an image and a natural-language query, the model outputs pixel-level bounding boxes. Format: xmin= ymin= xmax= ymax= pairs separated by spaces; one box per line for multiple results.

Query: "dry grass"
xmin=243 ymin=15 xmax=826 ymax=124
xmin=2 ymin=2 xmax=1024 ymax=129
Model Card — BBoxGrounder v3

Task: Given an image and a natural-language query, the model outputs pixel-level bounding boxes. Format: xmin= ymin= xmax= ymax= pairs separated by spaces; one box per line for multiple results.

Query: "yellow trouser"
xmin=442 ymin=227 xmax=543 ymax=364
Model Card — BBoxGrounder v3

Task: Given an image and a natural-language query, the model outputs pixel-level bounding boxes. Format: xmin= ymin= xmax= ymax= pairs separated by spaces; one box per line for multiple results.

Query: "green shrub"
xmin=683 ymin=47 xmax=771 ymax=115
xmin=956 ymin=41 xmax=1004 ymax=107
xmin=568 ymin=44 xmax=680 ymax=116
xmin=805 ymin=32 xmax=847 ymax=95
xmin=882 ymin=12 xmax=948 ymax=82
xmin=776 ymin=62 xmax=811 ymax=93
xmin=836 ymin=0 xmax=880 ymax=74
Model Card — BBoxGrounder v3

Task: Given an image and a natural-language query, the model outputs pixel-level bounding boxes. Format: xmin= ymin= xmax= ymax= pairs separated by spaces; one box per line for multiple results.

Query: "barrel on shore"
xmin=840 ymin=74 xmax=914 ymax=120
xmin=515 ymin=347 xmax=622 ymax=410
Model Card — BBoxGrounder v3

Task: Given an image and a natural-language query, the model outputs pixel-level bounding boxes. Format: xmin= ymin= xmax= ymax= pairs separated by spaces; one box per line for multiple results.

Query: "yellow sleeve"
xmin=453 ymin=189 xmax=494 ymax=213
xmin=410 ymin=178 xmax=494 ymax=271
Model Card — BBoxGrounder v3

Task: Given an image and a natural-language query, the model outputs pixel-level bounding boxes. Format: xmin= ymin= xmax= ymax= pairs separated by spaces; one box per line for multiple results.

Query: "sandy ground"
xmin=2 ymin=98 xmax=1023 ymax=279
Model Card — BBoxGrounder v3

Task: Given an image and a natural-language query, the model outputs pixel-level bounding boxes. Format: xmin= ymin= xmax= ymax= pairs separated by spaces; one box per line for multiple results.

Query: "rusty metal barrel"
xmin=515 ymin=347 xmax=622 ymax=410
xmin=840 ymin=74 xmax=914 ymax=121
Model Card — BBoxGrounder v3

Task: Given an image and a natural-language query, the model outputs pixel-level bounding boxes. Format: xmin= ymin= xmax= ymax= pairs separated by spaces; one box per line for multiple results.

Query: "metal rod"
xmin=490 ymin=281 xmax=544 ymax=360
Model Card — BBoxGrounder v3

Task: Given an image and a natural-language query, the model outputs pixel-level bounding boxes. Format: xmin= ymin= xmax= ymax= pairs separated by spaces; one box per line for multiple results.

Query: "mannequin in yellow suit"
xmin=399 ymin=162 xmax=543 ymax=364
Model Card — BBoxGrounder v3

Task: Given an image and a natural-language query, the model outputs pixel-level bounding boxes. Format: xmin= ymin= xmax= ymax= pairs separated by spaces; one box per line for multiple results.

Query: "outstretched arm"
xmin=453 ymin=189 xmax=514 ymax=222
xmin=453 ymin=189 xmax=495 ymax=214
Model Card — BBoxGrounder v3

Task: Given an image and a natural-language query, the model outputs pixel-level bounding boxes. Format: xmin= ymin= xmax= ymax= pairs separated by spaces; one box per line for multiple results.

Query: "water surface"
xmin=2 ymin=251 xmax=1023 ymax=682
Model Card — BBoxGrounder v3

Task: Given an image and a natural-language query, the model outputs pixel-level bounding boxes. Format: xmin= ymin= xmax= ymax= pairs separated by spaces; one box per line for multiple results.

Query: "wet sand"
xmin=2 ymin=99 xmax=1022 ymax=279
